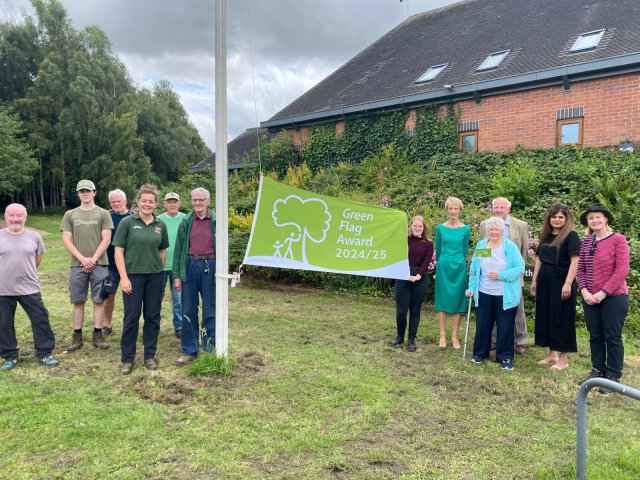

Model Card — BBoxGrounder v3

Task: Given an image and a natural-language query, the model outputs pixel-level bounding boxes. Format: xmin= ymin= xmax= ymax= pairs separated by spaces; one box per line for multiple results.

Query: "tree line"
xmin=0 ymin=0 xmax=210 ymax=210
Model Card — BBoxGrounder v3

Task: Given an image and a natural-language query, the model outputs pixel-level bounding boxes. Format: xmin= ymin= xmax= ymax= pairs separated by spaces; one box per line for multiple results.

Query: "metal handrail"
xmin=576 ymin=378 xmax=640 ymax=480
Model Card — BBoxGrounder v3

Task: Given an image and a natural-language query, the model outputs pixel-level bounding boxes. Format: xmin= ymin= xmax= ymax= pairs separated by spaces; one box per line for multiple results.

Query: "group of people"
xmin=0 ymin=180 xmax=218 ymax=375
xmin=393 ymin=197 xmax=630 ymax=388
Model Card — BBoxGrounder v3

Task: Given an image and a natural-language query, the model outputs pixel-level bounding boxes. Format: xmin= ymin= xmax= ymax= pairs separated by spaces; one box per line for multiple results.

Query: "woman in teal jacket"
xmin=466 ymin=216 xmax=525 ymax=370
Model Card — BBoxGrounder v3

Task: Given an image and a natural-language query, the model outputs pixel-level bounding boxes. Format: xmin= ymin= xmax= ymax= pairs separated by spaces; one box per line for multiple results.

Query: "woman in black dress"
xmin=530 ymin=203 xmax=580 ymax=370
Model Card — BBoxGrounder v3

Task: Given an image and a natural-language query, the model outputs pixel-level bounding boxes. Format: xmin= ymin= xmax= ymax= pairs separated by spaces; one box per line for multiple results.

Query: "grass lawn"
xmin=0 ymin=213 xmax=639 ymax=479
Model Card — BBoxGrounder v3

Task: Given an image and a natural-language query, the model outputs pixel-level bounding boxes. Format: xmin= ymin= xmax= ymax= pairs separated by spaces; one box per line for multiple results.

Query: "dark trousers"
xmin=120 ymin=273 xmax=164 ymax=363
xmin=181 ymin=258 xmax=216 ymax=356
xmin=0 ymin=293 xmax=55 ymax=361
xmin=394 ymin=276 xmax=428 ymax=340
xmin=473 ymin=292 xmax=517 ymax=363
xmin=583 ymin=294 xmax=628 ymax=379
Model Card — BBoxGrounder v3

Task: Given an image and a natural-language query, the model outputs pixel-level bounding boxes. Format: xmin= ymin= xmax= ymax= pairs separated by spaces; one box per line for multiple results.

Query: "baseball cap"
xmin=164 ymin=192 xmax=180 ymax=201
xmin=76 ymin=180 xmax=96 ymax=191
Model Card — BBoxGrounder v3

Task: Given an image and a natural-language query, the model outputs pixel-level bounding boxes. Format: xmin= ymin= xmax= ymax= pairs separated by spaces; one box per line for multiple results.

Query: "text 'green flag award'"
xmin=243 ymin=177 xmax=410 ymax=280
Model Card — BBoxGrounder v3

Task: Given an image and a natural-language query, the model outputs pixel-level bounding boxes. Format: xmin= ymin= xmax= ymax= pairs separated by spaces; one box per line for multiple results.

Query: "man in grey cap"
xmin=60 ymin=180 xmax=113 ymax=351
xmin=158 ymin=192 xmax=186 ymax=337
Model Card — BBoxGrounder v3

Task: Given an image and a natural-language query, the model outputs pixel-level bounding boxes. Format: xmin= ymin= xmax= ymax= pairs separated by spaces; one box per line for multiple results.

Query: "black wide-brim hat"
xmin=580 ymin=205 xmax=614 ymax=226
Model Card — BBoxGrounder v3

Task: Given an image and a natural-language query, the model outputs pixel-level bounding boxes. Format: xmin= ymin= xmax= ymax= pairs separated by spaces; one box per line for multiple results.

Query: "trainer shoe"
xmin=1 ymin=358 xmax=18 ymax=370
xmin=92 ymin=331 xmax=110 ymax=350
xmin=501 ymin=359 xmax=514 ymax=370
xmin=578 ymin=368 xmax=604 ymax=385
xmin=175 ymin=355 xmax=196 ymax=366
xmin=515 ymin=345 xmax=527 ymax=355
xmin=39 ymin=355 xmax=59 ymax=367
xmin=470 ymin=355 xmax=483 ymax=364
xmin=67 ymin=331 xmax=83 ymax=352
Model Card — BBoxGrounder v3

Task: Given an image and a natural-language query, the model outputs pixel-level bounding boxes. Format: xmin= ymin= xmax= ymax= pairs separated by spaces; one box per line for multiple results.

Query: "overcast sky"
xmin=4 ymin=0 xmax=458 ymax=150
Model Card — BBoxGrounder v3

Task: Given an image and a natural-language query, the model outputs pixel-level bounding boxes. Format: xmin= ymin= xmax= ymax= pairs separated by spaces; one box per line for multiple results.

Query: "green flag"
xmin=243 ymin=177 xmax=410 ymax=280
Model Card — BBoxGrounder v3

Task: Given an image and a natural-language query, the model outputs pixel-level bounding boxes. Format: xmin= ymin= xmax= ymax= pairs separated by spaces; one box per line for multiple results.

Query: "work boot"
xmin=92 ymin=331 xmax=110 ymax=350
xmin=67 ymin=332 xmax=83 ymax=352
xmin=407 ymin=338 xmax=417 ymax=352
xmin=389 ymin=336 xmax=404 ymax=347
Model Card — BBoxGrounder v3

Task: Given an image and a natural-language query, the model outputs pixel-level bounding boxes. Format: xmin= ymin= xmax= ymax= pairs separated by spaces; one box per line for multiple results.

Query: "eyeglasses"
xmin=191 ymin=198 xmax=208 ymax=203
xmin=589 ymin=235 xmax=598 ymax=256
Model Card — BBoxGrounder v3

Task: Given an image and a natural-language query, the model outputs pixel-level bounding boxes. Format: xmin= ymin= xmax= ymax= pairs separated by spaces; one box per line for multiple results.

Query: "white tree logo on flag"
xmin=271 ymin=195 xmax=331 ymax=264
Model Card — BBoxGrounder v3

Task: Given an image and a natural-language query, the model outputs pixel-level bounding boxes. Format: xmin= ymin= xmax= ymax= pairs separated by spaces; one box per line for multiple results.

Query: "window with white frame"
xmin=570 ymin=29 xmax=605 ymax=53
xmin=476 ymin=50 xmax=510 ymax=71
xmin=416 ymin=63 xmax=448 ymax=83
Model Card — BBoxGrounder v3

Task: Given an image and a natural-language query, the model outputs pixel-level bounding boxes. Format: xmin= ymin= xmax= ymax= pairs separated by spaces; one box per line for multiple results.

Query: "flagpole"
xmin=214 ymin=0 xmax=229 ymax=358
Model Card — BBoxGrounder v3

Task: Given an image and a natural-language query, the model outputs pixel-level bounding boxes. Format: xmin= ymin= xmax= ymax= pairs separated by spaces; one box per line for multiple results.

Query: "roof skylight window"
xmin=570 ymin=29 xmax=605 ymax=52
xmin=476 ymin=50 xmax=510 ymax=71
xmin=416 ymin=63 xmax=448 ymax=83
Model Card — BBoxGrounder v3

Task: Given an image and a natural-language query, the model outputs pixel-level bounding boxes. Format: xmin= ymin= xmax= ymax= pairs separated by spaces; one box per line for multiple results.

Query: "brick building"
xmin=261 ymin=0 xmax=640 ymax=153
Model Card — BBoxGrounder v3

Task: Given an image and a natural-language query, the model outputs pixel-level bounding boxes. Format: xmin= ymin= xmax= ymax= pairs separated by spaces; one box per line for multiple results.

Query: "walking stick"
xmin=462 ymin=295 xmax=473 ymax=361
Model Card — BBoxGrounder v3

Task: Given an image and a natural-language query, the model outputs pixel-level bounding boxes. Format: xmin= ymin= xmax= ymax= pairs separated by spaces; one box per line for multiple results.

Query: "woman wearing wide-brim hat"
xmin=576 ymin=205 xmax=630 ymax=393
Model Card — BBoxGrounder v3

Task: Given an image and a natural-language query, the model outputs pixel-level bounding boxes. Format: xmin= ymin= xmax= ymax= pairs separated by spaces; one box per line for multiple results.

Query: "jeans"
xmin=395 ymin=275 xmax=428 ymax=340
xmin=583 ymin=294 xmax=628 ymax=379
xmin=0 ymin=293 xmax=55 ymax=361
xmin=473 ymin=292 xmax=517 ymax=363
xmin=120 ymin=273 xmax=164 ymax=363
xmin=181 ymin=258 xmax=216 ymax=356
xmin=162 ymin=271 xmax=183 ymax=331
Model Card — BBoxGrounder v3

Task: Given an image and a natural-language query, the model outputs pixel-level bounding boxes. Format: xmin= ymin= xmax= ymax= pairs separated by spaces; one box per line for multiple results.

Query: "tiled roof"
xmin=189 ymin=127 xmax=266 ymax=173
xmin=266 ymin=0 xmax=640 ymax=125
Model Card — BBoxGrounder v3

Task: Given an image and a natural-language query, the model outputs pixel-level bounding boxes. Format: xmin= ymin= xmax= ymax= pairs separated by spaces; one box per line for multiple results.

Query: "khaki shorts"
xmin=69 ymin=265 xmax=109 ymax=304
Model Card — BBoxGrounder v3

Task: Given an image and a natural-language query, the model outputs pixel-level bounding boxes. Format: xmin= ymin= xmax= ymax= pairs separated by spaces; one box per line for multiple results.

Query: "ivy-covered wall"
xmin=259 ymin=103 xmax=460 ymax=176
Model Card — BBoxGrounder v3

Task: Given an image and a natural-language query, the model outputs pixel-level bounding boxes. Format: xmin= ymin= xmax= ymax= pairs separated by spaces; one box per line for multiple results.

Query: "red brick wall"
xmin=287 ymin=127 xmax=308 ymax=146
xmin=405 ymin=110 xmax=416 ymax=131
xmin=454 ymin=73 xmax=640 ymax=151
xmin=279 ymin=73 xmax=639 ymax=152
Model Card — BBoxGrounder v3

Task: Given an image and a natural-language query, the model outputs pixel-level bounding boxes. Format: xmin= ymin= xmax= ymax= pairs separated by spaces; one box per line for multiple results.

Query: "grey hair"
xmin=191 ymin=187 xmax=210 ymax=199
xmin=108 ymin=189 xmax=127 ymax=201
xmin=4 ymin=203 xmax=27 ymax=216
xmin=485 ymin=216 xmax=505 ymax=232
xmin=492 ymin=197 xmax=512 ymax=208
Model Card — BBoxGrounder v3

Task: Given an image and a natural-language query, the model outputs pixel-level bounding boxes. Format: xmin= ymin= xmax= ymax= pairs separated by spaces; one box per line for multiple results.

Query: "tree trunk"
xmin=38 ymin=155 xmax=46 ymax=212
xmin=60 ymin=142 xmax=66 ymax=207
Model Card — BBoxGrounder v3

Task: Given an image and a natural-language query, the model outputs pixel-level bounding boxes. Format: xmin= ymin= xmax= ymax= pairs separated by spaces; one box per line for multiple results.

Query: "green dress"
xmin=434 ymin=224 xmax=471 ymax=313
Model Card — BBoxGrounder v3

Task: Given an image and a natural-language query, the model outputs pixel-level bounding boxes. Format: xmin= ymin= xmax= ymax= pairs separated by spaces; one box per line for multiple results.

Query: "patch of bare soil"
xmin=130 ymin=351 xmax=270 ymax=407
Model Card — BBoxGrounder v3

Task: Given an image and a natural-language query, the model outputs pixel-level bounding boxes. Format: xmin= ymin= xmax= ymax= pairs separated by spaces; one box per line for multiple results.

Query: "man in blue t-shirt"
xmin=101 ymin=189 xmax=133 ymax=335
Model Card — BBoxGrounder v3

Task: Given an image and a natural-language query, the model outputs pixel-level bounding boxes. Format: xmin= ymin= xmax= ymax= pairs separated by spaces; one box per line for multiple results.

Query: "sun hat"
xmin=579 ymin=205 xmax=614 ymax=226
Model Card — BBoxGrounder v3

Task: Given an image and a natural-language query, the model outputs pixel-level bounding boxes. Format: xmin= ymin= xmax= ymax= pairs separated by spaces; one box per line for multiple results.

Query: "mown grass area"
xmin=0 ymin=215 xmax=639 ymax=479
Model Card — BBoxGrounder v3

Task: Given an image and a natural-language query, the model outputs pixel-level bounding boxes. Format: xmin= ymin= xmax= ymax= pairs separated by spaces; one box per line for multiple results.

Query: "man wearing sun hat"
xmin=61 ymin=179 xmax=114 ymax=352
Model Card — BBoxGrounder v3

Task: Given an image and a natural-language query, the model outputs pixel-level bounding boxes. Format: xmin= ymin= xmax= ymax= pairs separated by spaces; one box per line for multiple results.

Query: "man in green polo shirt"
xmin=158 ymin=192 xmax=186 ymax=338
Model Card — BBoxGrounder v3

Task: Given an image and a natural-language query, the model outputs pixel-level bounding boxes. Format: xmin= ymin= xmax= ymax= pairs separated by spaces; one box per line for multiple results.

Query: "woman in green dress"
xmin=435 ymin=197 xmax=471 ymax=348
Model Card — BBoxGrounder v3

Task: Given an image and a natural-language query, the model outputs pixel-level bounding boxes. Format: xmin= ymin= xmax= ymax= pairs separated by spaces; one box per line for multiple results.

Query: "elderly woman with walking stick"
xmin=466 ymin=216 xmax=524 ymax=370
